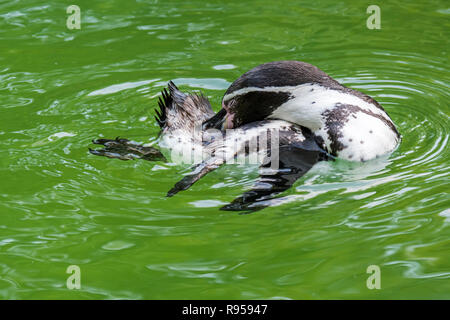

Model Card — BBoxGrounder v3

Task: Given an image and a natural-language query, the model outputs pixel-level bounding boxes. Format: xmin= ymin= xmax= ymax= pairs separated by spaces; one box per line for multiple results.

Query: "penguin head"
xmin=203 ymin=60 xmax=338 ymax=130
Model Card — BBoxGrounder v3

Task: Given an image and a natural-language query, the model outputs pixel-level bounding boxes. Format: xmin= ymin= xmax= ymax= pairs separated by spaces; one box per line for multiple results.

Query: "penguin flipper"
xmin=166 ymin=157 xmax=225 ymax=197
xmin=220 ymin=145 xmax=327 ymax=213
xmin=89 ymin=137 xmax=166 ymax=161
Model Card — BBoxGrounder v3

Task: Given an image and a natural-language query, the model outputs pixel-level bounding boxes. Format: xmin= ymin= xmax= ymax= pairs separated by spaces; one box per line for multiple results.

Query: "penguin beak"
xmin=202 ymin=108 xmax=227 ymax=131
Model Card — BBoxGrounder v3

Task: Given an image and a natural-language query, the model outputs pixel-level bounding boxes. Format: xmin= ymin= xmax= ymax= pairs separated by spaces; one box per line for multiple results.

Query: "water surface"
xmin=0 ymin=0 xmax=449 ymax=299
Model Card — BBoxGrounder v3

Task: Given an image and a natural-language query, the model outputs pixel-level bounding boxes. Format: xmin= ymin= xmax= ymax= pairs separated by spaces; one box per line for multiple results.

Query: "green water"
xmin=0 ymin=0 xmax=449 ymax=299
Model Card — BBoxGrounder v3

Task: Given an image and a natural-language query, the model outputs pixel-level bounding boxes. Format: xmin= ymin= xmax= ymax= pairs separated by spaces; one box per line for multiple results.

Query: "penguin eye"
xmin=222 ymin=99 xmax=233 ymax=112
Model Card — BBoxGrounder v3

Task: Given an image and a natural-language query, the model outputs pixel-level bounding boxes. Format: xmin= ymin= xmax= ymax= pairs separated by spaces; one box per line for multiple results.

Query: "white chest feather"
xmin=268 ymin=83 xmax=399 ymax=161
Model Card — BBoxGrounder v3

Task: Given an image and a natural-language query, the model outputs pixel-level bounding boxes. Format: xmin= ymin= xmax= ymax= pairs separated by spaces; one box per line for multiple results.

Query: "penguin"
xmin=90 ymin=61 xmax=400 ymax=211
xmin=90 ymin=81 xmax=327 ymax=211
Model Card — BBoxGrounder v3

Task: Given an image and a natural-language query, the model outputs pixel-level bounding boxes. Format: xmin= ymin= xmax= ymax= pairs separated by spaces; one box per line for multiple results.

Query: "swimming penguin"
xmin=90 ymin=61 xmax=400 ymax=211
xmin=90 ymin=81 xmax=327 ymax=211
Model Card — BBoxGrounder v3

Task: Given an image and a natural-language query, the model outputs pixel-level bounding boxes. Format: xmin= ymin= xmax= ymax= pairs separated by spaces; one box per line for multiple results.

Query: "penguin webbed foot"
xmin=220 ymin=190 xmax=273 ymax=213
xmin=219 ymin=169 xmax=297 ymax=213
xmin=89 ymin=137 xmax=166 ymax=161
xmin=220 ymin=147 xmax=326 ymax=213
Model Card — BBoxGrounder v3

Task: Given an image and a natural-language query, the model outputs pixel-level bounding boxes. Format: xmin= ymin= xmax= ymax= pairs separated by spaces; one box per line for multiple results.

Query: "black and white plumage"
xmin=90 ymin=80 xmax=327 ymax=212
xmin=203 ymin=60 xmax=400 ymax=162
xmin=90 ymin=60 xmax=400 ymax=212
